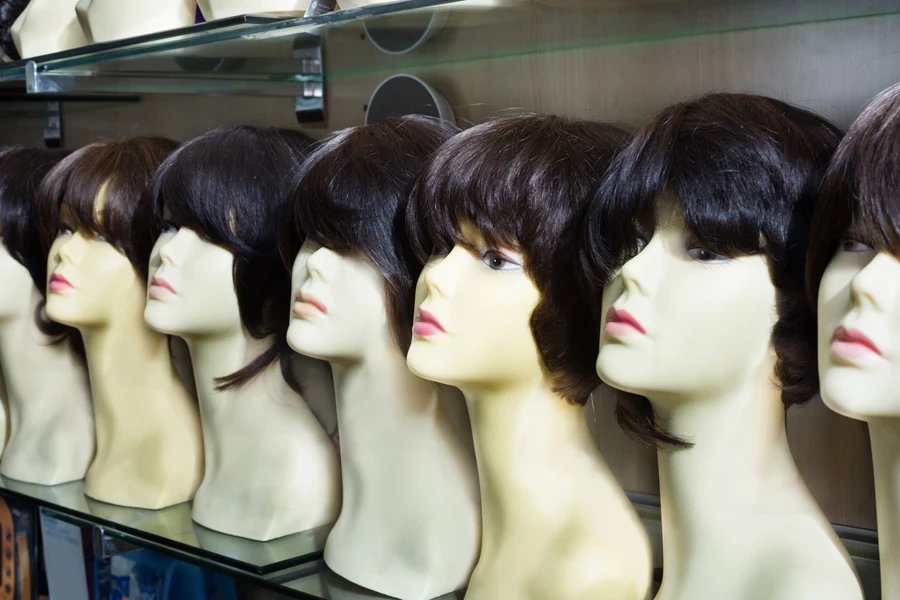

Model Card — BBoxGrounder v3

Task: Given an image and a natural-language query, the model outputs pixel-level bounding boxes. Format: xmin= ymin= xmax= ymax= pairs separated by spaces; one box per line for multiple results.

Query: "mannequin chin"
xmin=11 ymin=0 xmax=88 ymax=59
xmin=287 ymin=241 xmax=389 ymax=363
xmin=75 ymin=0 xmax=197 ymax=44
xmin=144 ymin=228 xmax=241 ymax=337
xmin=197 ymin=0 xmax=308 ymax=21
xmin=46 ymin=229 xmax=143 ymax=328
xmin=817 ymin=248 xmax=900 ymax=419
xmin=596 ymin=200 xmax=777 ymax=405
xmin=407 ymin=225 xmax=542 ymax=391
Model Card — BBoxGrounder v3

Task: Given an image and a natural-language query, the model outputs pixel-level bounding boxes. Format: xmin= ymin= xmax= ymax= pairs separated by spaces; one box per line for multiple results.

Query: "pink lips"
xmin=413 ymin=309 xmax=446 ymax=337
xmin=148 ymin=276 xmax=176 ymax=299
xmin=604 ymin=307 xmax=646 ymax=337
xmin=293 ymin=291 xmax=327 ymax=318
xmin=831 ymin=326 xmax=881 ymax=359
xmin=48 ymin=273 xmax=74 ymax=293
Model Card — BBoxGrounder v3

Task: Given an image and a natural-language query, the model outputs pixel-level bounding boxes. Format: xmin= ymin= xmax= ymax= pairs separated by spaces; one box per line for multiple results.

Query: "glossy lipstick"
xmin=605 ymin=307 xmax=646 ymax=336
xmin=413 ymin=308 xmax=446 ymax=337
xmin=831 ymin=326 xmax=881 ymax=359
xmin=293 ymin=291 xmax=327 ymax=318
xmin=148 ymin=276 xmax=176 ymax=299
xmin=48 ymin=273 xmax=74 ymax=293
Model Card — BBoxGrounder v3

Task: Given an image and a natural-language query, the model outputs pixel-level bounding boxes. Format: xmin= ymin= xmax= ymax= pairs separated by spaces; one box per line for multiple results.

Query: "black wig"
xmin=579 ymin=93 xmax=843 ymax=446
xmin=151 ymin=125 xmax=315 ymax=390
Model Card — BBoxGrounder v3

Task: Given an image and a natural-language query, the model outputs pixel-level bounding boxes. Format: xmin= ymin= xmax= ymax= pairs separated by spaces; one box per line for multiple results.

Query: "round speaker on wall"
xmin=362 ymin=9 xmax=447 ymax=55
xmin=365 ymin=73 xmax=455 ymax=125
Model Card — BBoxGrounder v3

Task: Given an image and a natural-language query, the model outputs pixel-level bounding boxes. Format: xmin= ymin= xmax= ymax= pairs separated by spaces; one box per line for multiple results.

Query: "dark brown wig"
xmin=807 ymin=83 xmax=900 ymax=302
xmin=35 ymin=137 xmax=178 ymax=343
xmin=0 ymin=146 xmax=69 ymax=291
xmin=279 ymin=115 xmax=457 ymax=354
xmin=151 ymin=126 xmax=315 ymax=390
xmin=0 ymin=0 xmax=28 ymax=61
xmin=578 ymin=93 xmax=843 ymax=447
xmin=407 ymin=114 xmax=632 ymax=405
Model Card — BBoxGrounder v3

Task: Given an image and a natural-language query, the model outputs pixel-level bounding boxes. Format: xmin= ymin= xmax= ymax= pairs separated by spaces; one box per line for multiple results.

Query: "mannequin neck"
xmin=463 ymin=377 xmax=600 ymax=540
xmin=0 ymin=287 xmax=88 ymax=412
xmin=653 ymin=352 xmax=809 ymax=568
xmin=184 ymin=326 xmax=276 ymax=400
xmin=868 ymin=419 xmax=900 ymax=600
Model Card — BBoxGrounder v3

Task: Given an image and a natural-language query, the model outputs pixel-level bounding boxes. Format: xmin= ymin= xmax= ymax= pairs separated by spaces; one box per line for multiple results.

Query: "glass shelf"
xmin=0 ymin=477 xmax=329 ymax=577
xmin=0 ymin=0 xmax=896 ymax=96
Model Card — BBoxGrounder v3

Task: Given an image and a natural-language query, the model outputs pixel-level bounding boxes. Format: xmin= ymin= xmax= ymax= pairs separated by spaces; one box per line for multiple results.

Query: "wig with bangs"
xmin=579 ymin=93 xmax=843 ymax=447
xmin=152 ymin=126 xmax=315 ymax=390
xmin=407 ymin=114 xmax=632 ymax=405
xmin=279 ymin=115 xmax=456 ymax=354
xmin=0 ymin=146 xmax=69 ymax=292
xmin=808 ymin=83 xmax=900 ymax=301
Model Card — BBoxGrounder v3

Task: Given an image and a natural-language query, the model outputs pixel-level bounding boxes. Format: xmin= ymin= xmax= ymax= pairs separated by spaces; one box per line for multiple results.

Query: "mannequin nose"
xmin=56 ymin=231 xmax=85 ymax=264
xmin=422 ymin=246 xmax=464 ymax=299
xmin=157 ymin=229 xmax=188 ymax=266
xmin=618 ymin=239 xmax=657 ymax=297
xmin=305 ymin=246 xmax=337 ymax=281
xmin=849 ymin=252 xmax=900 ymax=312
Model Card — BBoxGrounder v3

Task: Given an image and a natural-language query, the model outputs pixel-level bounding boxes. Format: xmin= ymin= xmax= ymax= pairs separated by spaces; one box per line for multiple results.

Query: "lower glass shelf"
xmin=0 ymin=477 xmax=329 ymax=577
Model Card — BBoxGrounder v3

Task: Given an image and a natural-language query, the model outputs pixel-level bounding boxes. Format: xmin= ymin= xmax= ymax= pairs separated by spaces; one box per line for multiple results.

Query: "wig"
xmin=407 ymin=114 xmax=631 ymax=405
xmin=0 ymin=0 xmax=28 ymax=62
xmin=36 ymin=137 xmax=180 ymax=278
xmin=151 ymin=125 xmax=315 ymax=390
xmin=808 ymin=82 xmax=900 ymax=301
xmin=578 ymin=93 xmax=843 ymax=446
xmin=279 ymin=115 xmax=456 ymax=354
xmin=0 ymin=146 xmax=69 ymax=291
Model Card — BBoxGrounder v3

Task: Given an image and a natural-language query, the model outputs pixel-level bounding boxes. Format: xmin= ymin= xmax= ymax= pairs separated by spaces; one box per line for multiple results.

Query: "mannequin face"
xmin=818 ymin=244 xmax=900 ymax=419
xmin=406 ymin=223 xmax=544 ymax=392
xmin=596 ymin=199 xmax=778 ymax=405
xmin=287 ymin=240 xmax=389 ymax=363
xmin=144 ymin=227 xmax=241 ymax=337
xmin=46 ymin=204 xmax=141 ymax=329
xmin=0 ymin=242 xmax=34 ymax=320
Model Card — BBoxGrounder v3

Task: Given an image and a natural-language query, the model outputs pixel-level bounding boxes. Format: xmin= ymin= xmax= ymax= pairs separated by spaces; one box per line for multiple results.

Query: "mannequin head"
xmin=0 ymin=146 xmax=68 ymax=320
xmin=406 ymin=115 xmax=630 ymax=402
xmin=279 ymin=115 xmax=455 ymax=365
xmin=579 ymin=93 xmax=842 ymax=445
xmin=36 ymin=137 xmax=179 ymax=332
xmin=145 ymin=126 xmax=314 ymax=386
xmin=808 ymin=83 xmax=900 ymax=420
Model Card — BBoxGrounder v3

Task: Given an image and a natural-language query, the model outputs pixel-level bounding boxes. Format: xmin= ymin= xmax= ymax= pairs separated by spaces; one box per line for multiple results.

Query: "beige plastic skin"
xmin=406 ymin=224 xmax=653 ymax=600
xmin=75 ymin=0 xmax=197 ymax=44
xmin=196 ymin=0 xmax=309 ymax=21
xmin=288 ymin=240 xmax=480 ymax=600
xmin=10 ymin=0 xmax=88 ymax=59
xmin=144 ymin=228 xmax=341 ymax=541
xmin=0 ymin=241 xmax=94 ymax=485
xmin=596 ymin=200 xmax=862 ymax=600
xmin=818 ymin=245 xmax=900 ymax=600
xmin=46 ymin=217 xmax=203 ymax=510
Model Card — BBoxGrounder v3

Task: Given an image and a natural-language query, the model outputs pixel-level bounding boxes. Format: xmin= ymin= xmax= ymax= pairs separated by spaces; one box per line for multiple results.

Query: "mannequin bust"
xmin=281 ymin=116 xmax=480 ymax=600
xmin=144 ymin=126 xmax=340 ymax=542
xmin=75 ymin=0 xmax=197 ymax=44
xmin=37 ymin=137 xmax=204 ymax=510
xmin=406 ymin=115 xmax=652 ymax=600
xmin=580 ymin=94 xmax=862 ymax=600
xmin=197 ymin=0 xmax=307 ymax=21
xmin=11 ymin=0 xmax=88 ymax=59
xmin=807 ymin=82 xmax=900 ymax=600
xmin=0 ymin=147 xmax=94 ymax=486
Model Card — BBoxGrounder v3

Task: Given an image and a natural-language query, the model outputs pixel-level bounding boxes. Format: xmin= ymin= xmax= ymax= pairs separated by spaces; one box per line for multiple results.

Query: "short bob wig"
xmin=579 ymin=93 xmax=843 ymax=447
xmin=36 ymin=137 xmax=180 ymax=278
xmin=152 ymin=126 xmax=314 ymax=389
xmin=0 ymin=0 xmax=28 ymax=61
xmin=407 ymin=114 xmax=632 ymax=405
xmin=279 ymin=115 xmax=456 ymax=354
xmin=0 ymin=146 xmax=69 ymax=292
xmin=807 ymin=83 xmax=900 ymax=301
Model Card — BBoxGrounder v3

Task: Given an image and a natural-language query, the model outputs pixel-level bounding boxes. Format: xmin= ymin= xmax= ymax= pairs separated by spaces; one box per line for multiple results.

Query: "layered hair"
xmin=407 ymin=114 xmax=631 ymax=404
xmin=35 ymin=137 xmax=179 ymax=342
xmin=807 ymin=83 xmax=900 ymax=301
xmin=0 ymin=146 xmax=69 ymax=291
xmin=578 ymin=93 xmax=843 ymax=446
xmin=278 ymin=115 xmax=456 ymax=353
xmin=152 ymin=126 xmax=315 ymax=389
